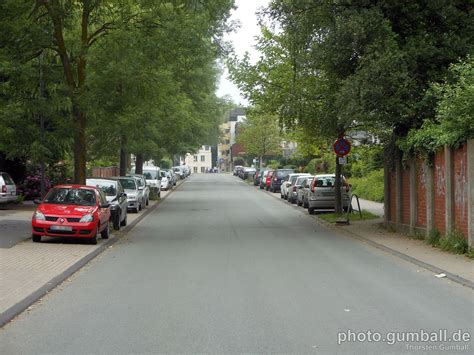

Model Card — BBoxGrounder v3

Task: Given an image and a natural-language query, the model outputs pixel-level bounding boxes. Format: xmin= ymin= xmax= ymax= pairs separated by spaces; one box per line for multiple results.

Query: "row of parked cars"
xmin=252 ymin=168 xmax=352 ymax=214
xmin=30 ymin=165 xmax=191 ymax=244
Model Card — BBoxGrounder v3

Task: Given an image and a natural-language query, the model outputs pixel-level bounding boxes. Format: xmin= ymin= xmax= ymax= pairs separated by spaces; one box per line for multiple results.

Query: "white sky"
xmin=216 ymin=0 xmax=269 ymax=106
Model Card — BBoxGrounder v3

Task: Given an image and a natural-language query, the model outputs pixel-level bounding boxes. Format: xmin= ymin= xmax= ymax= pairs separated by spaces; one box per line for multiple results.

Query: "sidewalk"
xmin=322 ymin=217 xmax=474 ymax=287
xmin=0 ymin=181 xmax=184 ymax=327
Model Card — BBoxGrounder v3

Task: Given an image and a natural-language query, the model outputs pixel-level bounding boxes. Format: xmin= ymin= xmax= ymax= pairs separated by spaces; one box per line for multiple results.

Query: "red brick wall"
xmin=433 ymin=150 xmax=446 ymax=233
xmin=401 ymin=167 xmax=410 ymax=225
xmin=453 ymin=144 xmax=468 ymax=237
xmin=389 ymin=171 xmax=397 ymax=222
xmin=416 ymin=160 xmax=427 ymax=227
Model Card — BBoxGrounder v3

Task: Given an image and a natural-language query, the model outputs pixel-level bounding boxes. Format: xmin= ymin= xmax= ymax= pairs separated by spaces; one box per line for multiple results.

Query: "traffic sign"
xmin=333 ymin=137 xmax=351 ymax=156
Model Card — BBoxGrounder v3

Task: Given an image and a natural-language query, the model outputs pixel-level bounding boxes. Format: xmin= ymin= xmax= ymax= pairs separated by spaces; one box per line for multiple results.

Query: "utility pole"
xmin=39 ymin=51 xmax=46 ymax=198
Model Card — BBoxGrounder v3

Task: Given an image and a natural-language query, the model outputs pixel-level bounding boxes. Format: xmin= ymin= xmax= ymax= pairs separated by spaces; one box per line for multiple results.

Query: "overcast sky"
xmin=216 ymin=0 xmax=269 ymax=106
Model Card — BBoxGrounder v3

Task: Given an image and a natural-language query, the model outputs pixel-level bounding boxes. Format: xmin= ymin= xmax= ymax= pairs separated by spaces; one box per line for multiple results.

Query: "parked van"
xmin=0 ymin=172 xmax=17 ymax=203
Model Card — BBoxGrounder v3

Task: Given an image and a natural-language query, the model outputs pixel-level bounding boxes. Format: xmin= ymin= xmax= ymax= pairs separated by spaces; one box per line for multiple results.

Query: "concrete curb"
xmin=245 ymin=179 xmax=474 ymax=290
xmin=0 ymin=179 xmax=186 ymax=328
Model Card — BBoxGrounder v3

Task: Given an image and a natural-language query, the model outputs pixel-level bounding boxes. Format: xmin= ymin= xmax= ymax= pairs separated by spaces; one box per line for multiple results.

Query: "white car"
xmin=280 ymin=173 xmax=310 ymax=200
xmin=160 ymin=170 xmax=172 ymax=191
xmin=0 ymin=172 xmax=17 ymax=203
xmin=140 ymin=166 xmax=161 ymax=197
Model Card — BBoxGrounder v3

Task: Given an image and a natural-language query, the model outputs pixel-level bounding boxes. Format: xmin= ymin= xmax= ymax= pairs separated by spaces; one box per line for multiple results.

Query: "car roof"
xmin=53 ymin=184 xmax=99 ymax=190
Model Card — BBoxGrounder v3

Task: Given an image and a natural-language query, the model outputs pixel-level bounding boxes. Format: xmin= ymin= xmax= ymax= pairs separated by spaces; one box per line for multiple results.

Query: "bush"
xmin=17 ymin=174 xmax=52 ymax=200
xmin=426 ymin=228 xmax=441 ymax=247
xmin=439 ymin=231 xmax=468 ymax=254
xmin=349 ymin=168 xmax=384 ymax=202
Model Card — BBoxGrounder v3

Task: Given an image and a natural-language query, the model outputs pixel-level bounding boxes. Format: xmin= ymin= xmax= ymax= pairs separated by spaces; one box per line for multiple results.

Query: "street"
xmin=1 ymin=174 xmax=473 ymax=354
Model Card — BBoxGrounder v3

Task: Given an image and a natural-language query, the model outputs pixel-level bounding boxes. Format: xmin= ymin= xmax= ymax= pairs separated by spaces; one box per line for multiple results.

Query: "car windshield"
xmin=87 ymin=180 xmax=116 ymax=196
xmin=290 ymin=175 xmax=300 ymax=184
xmin=160 ymin=171 xmax=169 ymax=178
xmin=276 ymin=170 xmax=292 ymax=178
xmin=43 ymin=188 xmax=96 ymax=206
xmin=295 ymin=177 xmax=307 ymax=185
xmin=118 ymin=178 xmax=136 ymax=190
xmin=1 ymin=173 xmax=15 ymax=185
xmin=143 ymin=170 xmax=158 ymax=179
xmin=315 ymin=176 xmax=336 ymax=187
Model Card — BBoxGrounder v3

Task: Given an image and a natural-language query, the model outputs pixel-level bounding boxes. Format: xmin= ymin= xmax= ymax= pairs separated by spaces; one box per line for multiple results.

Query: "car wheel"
xmin=89 ymin=227 xmax=99 ymax=245
xmin=146 ymin=198 xmax=149 ymax=206
xmin=121 ymin=212 xmax=128 ymax=226
xmin=308 ymin=207 xmax=315 ymax=215
xmin=32 ymin=234 xmax=41 ymax=243
xmin=259 ymin=185 xmax=263 ymax=190
xmin=303 ymin=200 xmax=308 ymax=208
xmin=113 ymin=213 xmax=121 ymax=231
xmin=139 ymin=202 xmax=142 ymax=211
xmin=297 ymin=199 xmax=301 ymax=206
xmin=134 ymin=206 xmax=139 ymax=213
xmin=101 ymin=221 xmax=110 ymax=239
xmin=280 ymin=193 xmax=284 ymax=199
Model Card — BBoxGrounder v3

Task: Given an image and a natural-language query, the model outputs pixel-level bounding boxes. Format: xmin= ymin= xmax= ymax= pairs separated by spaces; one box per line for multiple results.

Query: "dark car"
xmin=87 ymin=178 xmax=128 ymax=230
xmin=269 ymin=169 xmax=294 ymax=193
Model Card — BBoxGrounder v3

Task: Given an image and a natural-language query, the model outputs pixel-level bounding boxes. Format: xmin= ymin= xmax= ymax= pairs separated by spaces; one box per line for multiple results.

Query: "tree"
xmin=236 ymin=112 xmax=282 ymax=168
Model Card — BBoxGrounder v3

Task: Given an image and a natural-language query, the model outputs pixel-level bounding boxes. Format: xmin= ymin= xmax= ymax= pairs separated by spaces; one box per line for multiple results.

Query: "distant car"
xmin=233 ymin=166 xmax=243 ymax=176
xmin=129 ymin=174 xmax=150 ymax=207
xmin=259 ymin=170 xmax=271 ymax=189
xmin=172 ymin=166 xmax=186 ymax=179
xmin=265 ymin=170 xmax=275 ymax=191
xmin=0 ymin=172 xmax=17 ymax=203
xmin=307 ymin=174 xmax=351 ymax=214
xmin=281 ymin=173 xmax=310 ymax=200
xmin=269 ymin=169 xmax=294 ymax=193
xmin=113 ymin=176 xmax=143 ymax=213
xmin=242 ymin=167 xmax=256 ymax=180
xmin=296 ymin=176 xmax=314 ymax=208
xmin=87 ymin=178 xmax=128 ymax=230
xmin=162 ymin=169 xmax=177 ymax=186
xmin=31 ymin=185 xmax=111 ymax=244
xmin=141 ymin=166 xmax=161 ymax=198
xmin=288 ymin=175 xmax=310 ymax=204
xmin=253 ymin=169 xmax=261 ymax=185
xmin=160 ymin=170 xmax=173 ymax=191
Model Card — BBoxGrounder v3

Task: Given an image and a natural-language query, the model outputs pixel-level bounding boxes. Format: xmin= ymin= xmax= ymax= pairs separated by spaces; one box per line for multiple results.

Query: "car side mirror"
xmin=121 ymin=192 xmax=127 ymax=197
xmin=138 ymin=186 xmax=144 ymax=191
xmin=33 ymin=199 xmax=42 ymax=205
xmin=101 ymin=203 xmax=110 ymax=208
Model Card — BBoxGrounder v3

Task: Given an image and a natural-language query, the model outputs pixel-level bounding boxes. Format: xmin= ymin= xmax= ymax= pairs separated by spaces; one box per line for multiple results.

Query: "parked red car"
xmin=32 ymin=185 xmax=111 ymax=244
xmin=265 ymin=170 xmax=274 ymax=191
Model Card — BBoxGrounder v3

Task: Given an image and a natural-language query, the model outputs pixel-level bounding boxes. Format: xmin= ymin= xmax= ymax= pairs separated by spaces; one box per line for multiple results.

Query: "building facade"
xmin=218 ymin=107 xmax=246 ymax=172
xmin=184 ymin=145 xmax=213 ymax=174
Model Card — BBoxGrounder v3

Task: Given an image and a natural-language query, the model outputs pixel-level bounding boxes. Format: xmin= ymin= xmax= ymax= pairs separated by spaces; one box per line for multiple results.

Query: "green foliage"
xmin=350 ymin=145 xmax=384 ymax=178
xmin=236 ymin=111 xmax=282 ymax=166
xmin=350 ymin=169 xmax=384 ymax=202
xmin=318 ymin=210 xmax=378 ymax=223
xmin=399 ymin=56 xmax=474 ymax=156
xmin=266 ymin=160 xmax=280 ymax=169
xmin=439 ymin=231 xmax=468 ymax=254
xmin=427 ymin=228 xmax=441 ymax=247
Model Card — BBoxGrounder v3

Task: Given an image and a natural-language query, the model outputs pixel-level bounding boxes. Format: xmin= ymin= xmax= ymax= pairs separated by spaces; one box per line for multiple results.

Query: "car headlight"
xmin=34 ymin=211 xmax=45 ymax=221
xmin=79 ymin=214 xmax=94 ymax=223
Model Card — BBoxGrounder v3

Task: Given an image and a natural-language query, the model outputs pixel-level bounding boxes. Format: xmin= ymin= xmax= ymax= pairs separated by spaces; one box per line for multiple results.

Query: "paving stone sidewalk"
xmin=0 ymin=183 xmax=183 ymax=325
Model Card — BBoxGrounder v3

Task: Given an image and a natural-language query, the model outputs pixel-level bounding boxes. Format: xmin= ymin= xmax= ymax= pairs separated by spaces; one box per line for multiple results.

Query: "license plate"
xmin=50 ymin=225 xmax=73 ymax=231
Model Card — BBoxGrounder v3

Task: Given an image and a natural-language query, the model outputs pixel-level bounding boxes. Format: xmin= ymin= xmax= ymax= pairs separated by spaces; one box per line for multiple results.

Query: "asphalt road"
xmin=1 ymin=174 xmax=473 ymax=354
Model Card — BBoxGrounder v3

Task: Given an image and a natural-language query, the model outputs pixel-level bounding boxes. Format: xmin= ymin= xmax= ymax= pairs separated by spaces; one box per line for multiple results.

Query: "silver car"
xmin=288 ymin=175 xmax=309 ymax=204
xmin=160 ymin=170 xmax=172 ymax=191
xmin=307 ymin=174 xmax=351 ymax=214
xmin=296 ymin=176 xmax=314 ymax=208
xmin=281 ymin=173 xmax=310 ymax=199
xmin=0 ymin=172 xmax=16 ymax=203
xmin=114 ymin=176 xmax=143 ymax=213
xmin=129 ymin=174 xmax=150 ymax=207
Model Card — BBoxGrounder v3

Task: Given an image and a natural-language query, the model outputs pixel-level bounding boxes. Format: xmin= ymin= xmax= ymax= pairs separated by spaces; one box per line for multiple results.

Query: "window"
xmin=201 ymin=167 xmax=205 ymax=173
xmin=193 ymin=155 xmax=198 ymax=162
xmin=193 ymin=167 xmax=198 ymax=173
xmin=201 ymin=155 xmax=205 ymax=162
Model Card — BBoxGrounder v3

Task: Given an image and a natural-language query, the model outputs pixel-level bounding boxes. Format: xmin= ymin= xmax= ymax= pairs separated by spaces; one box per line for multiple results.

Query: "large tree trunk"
xmin=73 ymin=105 xmax=87 ymax=183
xmin=335 ymin=155 xmax=342 ymax=215
xmin=120 ymin=136 xmax=128 ymax=176
xmin=135 ymin=153 xmax=144 ymax=174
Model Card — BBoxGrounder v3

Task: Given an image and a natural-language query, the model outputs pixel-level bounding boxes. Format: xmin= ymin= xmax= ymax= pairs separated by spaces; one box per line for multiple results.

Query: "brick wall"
xmin=401 ymin=167 xmax=411 ymax=225
xmin=453 ymin=144 xmax=468 ymax=237
xmin=416 ymin=160 xmax=427 ymax=228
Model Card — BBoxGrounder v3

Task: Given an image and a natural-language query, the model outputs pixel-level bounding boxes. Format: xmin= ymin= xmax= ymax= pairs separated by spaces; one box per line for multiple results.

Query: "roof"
xmin=53 ymin=185 xmax=99 ymax=190
xmin=228 ymin=107 xmax=245 ymax=121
